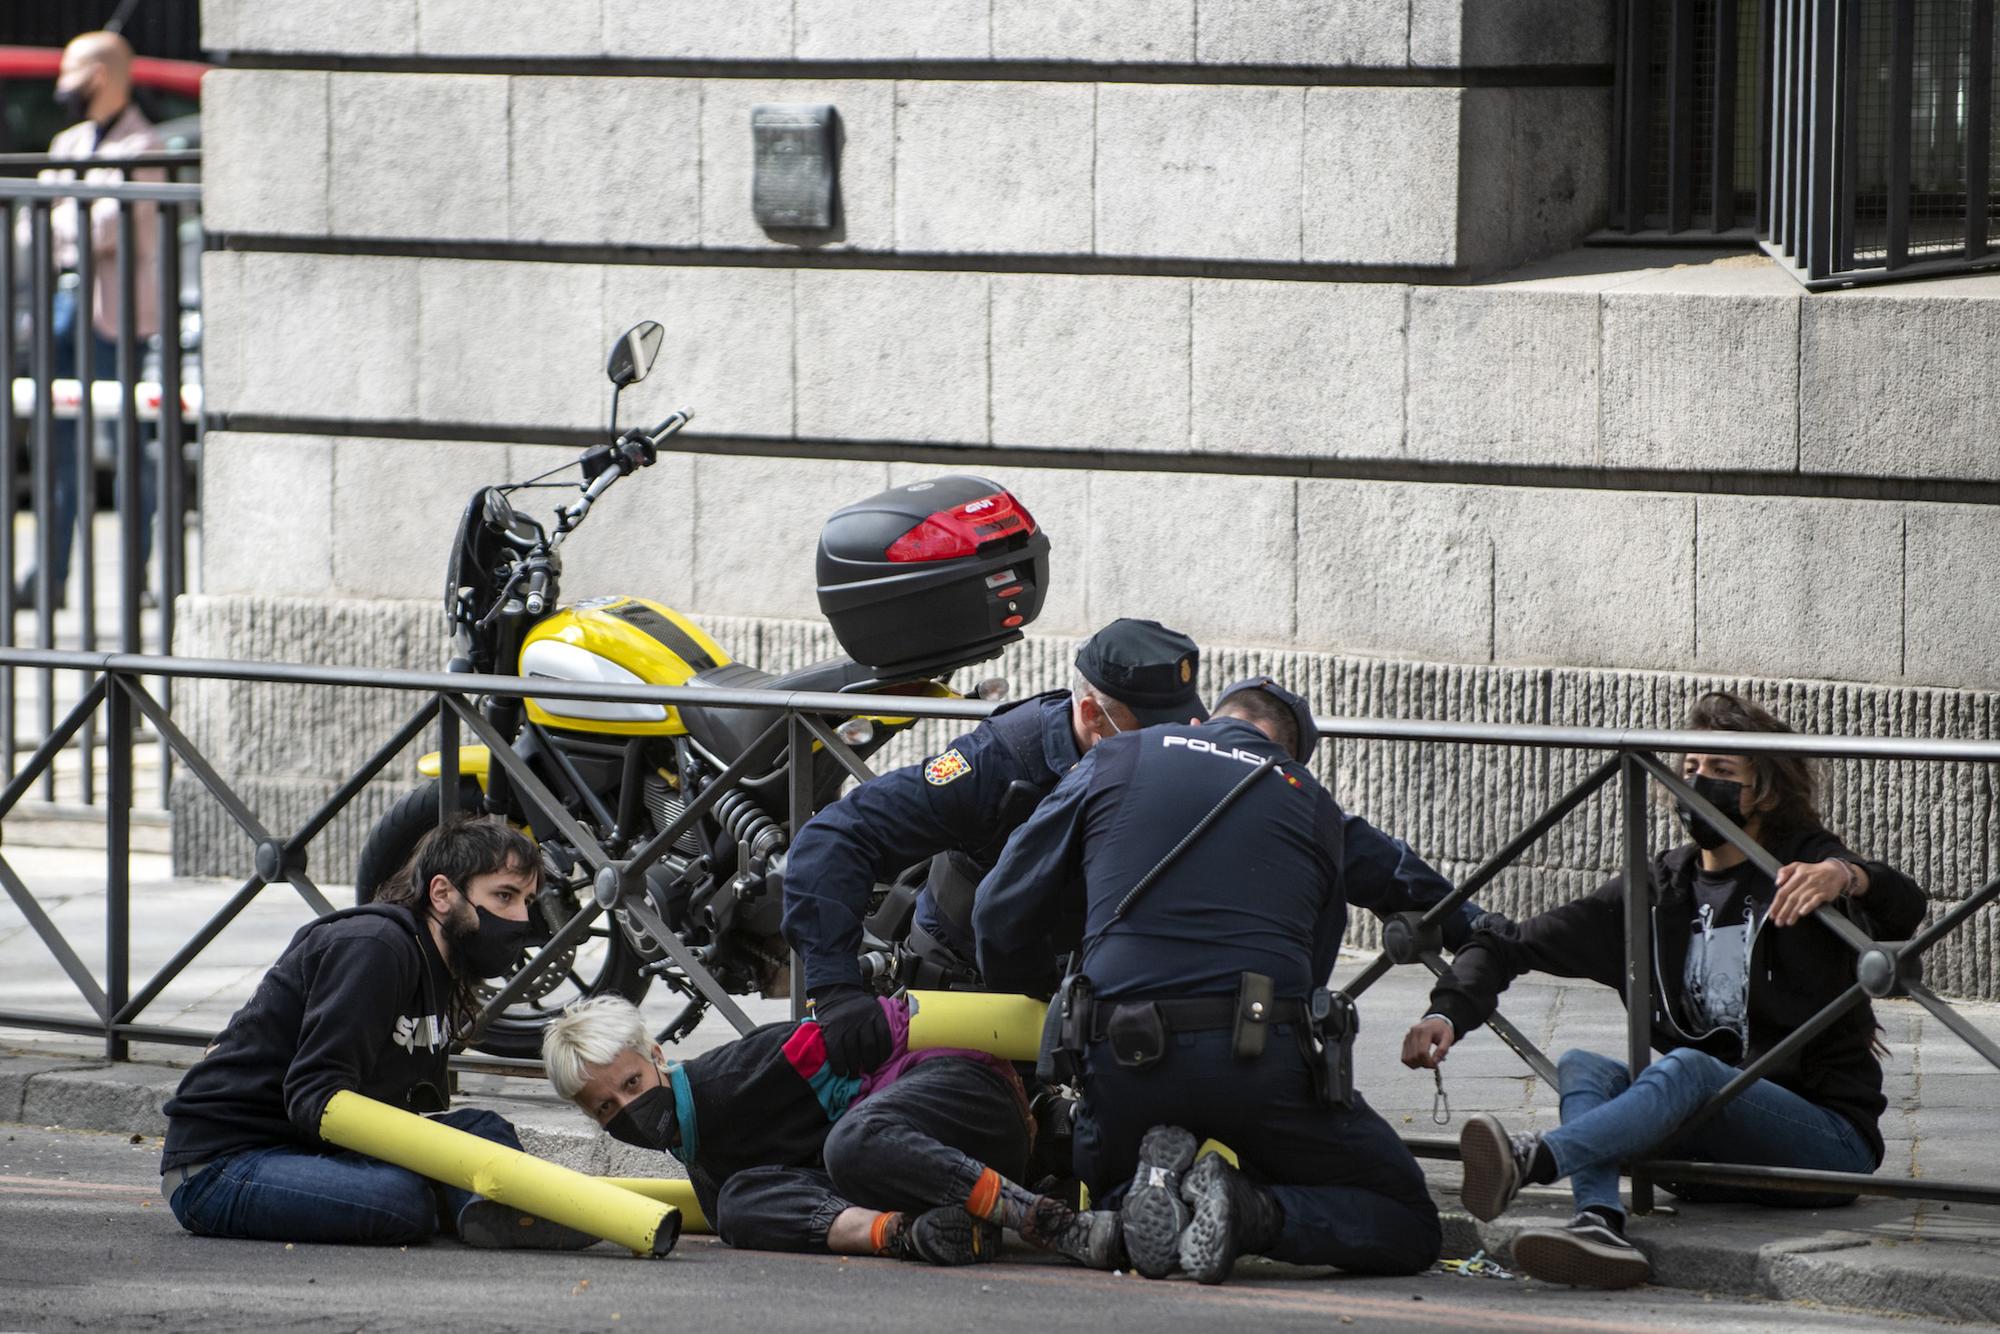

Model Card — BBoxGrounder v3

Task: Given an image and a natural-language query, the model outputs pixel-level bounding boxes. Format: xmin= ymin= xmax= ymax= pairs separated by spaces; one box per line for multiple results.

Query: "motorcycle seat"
xmin=680 ymin=656 xmax=879 ymax=762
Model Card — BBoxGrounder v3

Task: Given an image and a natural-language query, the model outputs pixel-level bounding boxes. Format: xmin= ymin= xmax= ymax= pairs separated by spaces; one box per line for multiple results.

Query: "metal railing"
xmin=1607 ymin=0 xmax=2000 ymax=289
xmin=0 ymin=152 xmax=202 ymax=816
xmin=0 ymin=645 xmax=1995 ymax=1213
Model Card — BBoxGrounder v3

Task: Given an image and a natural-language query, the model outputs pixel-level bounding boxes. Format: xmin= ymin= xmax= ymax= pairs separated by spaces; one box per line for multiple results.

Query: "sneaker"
xmin=1458 ymin=1113 xmax=1538 ymax=1222
xmin=1119 ymin=1124 xmax=1197 ymax=1278
xmin=456 ymin=1199 xmax=601 ymax=1251
xmin=1511 ymin=1212 xmax=1650 ymax=1289
xmin=1020 ymin=1197 xmax=1124 ymax=1270
xmin=1177 ymin=1152 xmax=1282 ymax=1286
xmin=894 ymin=1207 xmax=1003 ymax=1266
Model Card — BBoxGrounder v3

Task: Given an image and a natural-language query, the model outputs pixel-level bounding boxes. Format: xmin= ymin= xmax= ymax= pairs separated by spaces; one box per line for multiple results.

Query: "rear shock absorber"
xmin=713 ymin=788 xmax=787 ymax=864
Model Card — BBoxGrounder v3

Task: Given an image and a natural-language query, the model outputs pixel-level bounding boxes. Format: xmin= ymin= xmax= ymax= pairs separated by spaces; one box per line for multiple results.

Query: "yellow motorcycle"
xmin=355 ymin=321 xmax=1052 ymax=1057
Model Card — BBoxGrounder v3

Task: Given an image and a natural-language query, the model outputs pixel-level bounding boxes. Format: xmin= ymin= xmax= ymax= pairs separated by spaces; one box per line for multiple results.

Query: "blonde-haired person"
xmin=544 ymin=995 xmax=1120 ymax=1267
xmin=1401 ymin=691 xmax=1926 ymax=1289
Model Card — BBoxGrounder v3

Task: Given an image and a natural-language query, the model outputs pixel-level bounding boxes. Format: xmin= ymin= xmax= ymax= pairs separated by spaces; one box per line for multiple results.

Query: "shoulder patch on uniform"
xmin=924 ymin=748 xmax=973 ymax=786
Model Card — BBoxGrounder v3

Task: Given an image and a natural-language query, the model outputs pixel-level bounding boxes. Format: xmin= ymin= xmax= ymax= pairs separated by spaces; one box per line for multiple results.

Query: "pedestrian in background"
xmin=16 ymin=30 xmax=161 ymax=610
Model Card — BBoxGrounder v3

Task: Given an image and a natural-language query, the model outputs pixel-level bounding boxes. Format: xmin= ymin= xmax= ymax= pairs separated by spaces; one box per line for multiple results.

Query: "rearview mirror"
xmin=606 ymin=320 xmax=664 ymax=389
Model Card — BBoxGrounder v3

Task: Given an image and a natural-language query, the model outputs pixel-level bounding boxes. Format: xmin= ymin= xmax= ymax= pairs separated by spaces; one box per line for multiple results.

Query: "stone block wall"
xmin=184 ymin=0 xmax=2000 ymax=998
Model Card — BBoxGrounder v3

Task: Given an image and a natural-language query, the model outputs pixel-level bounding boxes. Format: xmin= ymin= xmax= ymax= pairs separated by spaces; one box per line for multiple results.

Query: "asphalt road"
xmin=0 ymin=1124 xmax=1958 ymax=1334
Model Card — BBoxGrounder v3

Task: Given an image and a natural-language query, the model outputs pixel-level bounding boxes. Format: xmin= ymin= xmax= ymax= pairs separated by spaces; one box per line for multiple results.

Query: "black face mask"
xmin=1676 ymin=774 xmax=1747 ymax=851
xmin=604 ymin=1081 xmax=678 ymax=1151
xmin=442 ymin=897 xmax=533 ymax=978
xmin=55 ymin=80 xmax=94 ymax=124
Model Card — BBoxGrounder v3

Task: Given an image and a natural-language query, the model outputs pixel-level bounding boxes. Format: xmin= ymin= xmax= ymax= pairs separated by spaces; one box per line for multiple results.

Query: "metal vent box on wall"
xmin=751 ymin=103 xmax=837 ymax=230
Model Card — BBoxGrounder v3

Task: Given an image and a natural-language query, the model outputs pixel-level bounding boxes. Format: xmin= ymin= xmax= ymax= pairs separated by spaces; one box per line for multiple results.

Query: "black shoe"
xmin=456 ymin=1199 xmax=600 ymax=1250
xmin=13 ymin=577 xmax=64 ymax=611
xmin=1119 ymin=1124 xmax=1197 ymax=1278
xmin=1459 ymin=1113 xmax=1539 ymax=1222
xmin=1177 ymin=1152 xmax=1282 ymax=1286
xmin=1020 ymin=1197 xmax=1124 ymax=1270
xmin=893 ymin=1207 xmax=1003 ymax=1266
xmin=1511 ymin=1212 xmax=1650 ymax=1289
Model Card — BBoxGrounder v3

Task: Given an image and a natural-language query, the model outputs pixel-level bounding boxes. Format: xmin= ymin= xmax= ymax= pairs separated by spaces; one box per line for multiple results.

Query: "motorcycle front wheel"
xmin=355 ymin=776 xmax=652 ymax=1059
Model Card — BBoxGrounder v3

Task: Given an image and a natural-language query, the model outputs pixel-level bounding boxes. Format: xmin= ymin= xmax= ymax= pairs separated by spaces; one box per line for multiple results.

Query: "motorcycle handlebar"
xmin=522 ymin=564 xmax=552 ymax=616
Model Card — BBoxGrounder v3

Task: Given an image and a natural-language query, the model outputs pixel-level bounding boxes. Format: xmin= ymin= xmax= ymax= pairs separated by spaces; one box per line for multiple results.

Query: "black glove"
xmin=809 ymin=985 xmax=893 ymax=1076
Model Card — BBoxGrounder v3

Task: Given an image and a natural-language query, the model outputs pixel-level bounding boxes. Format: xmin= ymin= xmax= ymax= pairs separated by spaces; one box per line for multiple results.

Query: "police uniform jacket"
xmin=782 ymin=690 xmax=1079 ymax=993
xmin=973 ymin=717 xmax=1451 ymax=1001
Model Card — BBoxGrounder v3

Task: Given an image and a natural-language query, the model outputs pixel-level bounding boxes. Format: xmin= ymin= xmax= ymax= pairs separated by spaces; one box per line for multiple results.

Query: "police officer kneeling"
xmin=975 ymin=678 xmax=1442 ymax=1284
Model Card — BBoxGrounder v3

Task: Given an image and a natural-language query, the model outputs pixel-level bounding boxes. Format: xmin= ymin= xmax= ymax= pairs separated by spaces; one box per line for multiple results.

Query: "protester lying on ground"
xmin=542 ymin=994 xmax=1120 ymax=1268
xmin=976 ymin=677 xmax=1444 ymax=1285
xmin=159 ymin=816 xmax=593 ymax=1249
xmin=1401 ymin=690 xmax=1927 ymax=1290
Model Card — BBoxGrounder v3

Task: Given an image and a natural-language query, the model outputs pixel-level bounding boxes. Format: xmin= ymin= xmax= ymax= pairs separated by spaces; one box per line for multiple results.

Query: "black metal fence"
xmin=0 ymin=152 xmax=201 ymax=814
xmin=1609 ymin=0 xmax=2000 ymax=288
xmin=1 ymin=645 xmax=1997 ymax=1213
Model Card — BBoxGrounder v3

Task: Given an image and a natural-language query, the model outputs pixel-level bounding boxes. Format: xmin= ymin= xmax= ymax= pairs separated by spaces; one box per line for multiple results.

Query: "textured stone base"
xmin=170 ymin=594 xmax=2000 ymax=999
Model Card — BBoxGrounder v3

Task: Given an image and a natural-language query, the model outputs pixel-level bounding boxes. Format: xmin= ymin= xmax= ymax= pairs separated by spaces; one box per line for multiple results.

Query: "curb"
xmin=1440 ymin=1204 xmax=2000 ymax=1326
xmin=6 ymin=1058 xmax=1991 ymax=1324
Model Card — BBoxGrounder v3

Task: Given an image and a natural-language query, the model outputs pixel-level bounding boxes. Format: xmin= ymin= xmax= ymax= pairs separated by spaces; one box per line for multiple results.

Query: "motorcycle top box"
xmin=816 ymin=476 xmax=1050 ymax=675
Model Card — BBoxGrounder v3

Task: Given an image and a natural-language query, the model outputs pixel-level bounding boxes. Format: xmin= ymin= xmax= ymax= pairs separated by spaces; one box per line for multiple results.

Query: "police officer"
xmin=974 ymin=678 xmax=1444 ymax=1285
xmin=783 ymin=618 xmax=1208 ymax=1077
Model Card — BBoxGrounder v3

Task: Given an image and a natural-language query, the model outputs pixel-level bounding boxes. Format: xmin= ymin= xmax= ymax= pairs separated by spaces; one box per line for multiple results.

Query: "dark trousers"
xmin=43 ymin=286 xmax=157 ymax=589
xmin=1074 ymin=1027 xmax=1441 ymax=1275
xmin=167 ymin=1107 xmax=519 ymax=1246
xmin=715 ymin=1057 xmax=1031 ymax=1252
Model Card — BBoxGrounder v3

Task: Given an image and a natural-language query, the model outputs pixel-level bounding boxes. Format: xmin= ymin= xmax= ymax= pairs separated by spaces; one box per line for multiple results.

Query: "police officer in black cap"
xmin=973 ymin=677 xmax=1448 ymax=1285
xmin=782 ymin=618 xmax=1208 ymax=1078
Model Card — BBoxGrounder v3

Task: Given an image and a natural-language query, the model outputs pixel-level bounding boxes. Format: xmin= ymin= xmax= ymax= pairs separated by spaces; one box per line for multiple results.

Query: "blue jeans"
xmin=40 ymin=286 xmax=157 ymax=589
xmin=1545 ymin=1047 xmax=1876 ymax=1216
xmin=167 ymin=1107 xmax=521 ymax=1246
xmin=1075 ymin=1028 xmax=1441 ymax=1275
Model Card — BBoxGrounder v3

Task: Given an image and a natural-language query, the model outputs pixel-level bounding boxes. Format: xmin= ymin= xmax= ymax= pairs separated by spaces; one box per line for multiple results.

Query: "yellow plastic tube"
xmin=601 ymin=1177 xmax=710 ymax=1233
xmin=904 ymin=990 xmax=1048 ymax=1062
xmin=318 ymin=1090 xmax=680 ymax=1256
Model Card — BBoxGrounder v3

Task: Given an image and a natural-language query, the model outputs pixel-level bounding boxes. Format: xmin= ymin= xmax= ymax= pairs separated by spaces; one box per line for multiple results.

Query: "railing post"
xmin=116 ymin=201 xmax=142 ymax=655
xmin=0 ymin=199 xmax=16 ymax=773
xmin=72 ymin=215 xmax=97 ymax=805
xmin=788 ymin=709 xmax=813 ymax=1023
xmin=1620 ymin=751 xmax=1654 ymax=1215
xmin=156 ymin=199 xmax=185 ymax=804
xmin=106 ymin=672 xmax=132 ymax=1060
xmin=439 ymin=697 xmax=460 ymax=820
xmin=30 ymin=201 xmax=56 ymax=799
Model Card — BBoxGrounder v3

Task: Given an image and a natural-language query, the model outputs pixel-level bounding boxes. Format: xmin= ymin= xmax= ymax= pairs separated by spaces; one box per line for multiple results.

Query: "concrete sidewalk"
xmin=4 ymin=856 xmax=2000 ymax=1324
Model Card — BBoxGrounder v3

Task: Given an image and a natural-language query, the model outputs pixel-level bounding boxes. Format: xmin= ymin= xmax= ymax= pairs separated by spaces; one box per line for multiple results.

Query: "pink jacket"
xmin=37 ymin=105 xmax=164 ymax=340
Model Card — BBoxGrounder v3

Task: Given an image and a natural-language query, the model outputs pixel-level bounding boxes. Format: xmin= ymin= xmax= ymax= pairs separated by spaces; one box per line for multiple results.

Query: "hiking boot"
xmin=1020 ymin=1197 xmax=1124 ymax=1270
xmin=456 ymin=1199 xmax=600 ymax=1250
xmin=1119 ymin=1124 xmax=1198 ymax=1278
xmin=1511 ymin=1211 xmax=1650 ymax=1289
xmin=1176 ymin=1152 xmax=1282 ymax=1286
xmin=1458 ymin=1113 xmax=1539 ymax=1222
xmin=893 ymin=1207 xmax=1004 ymax=1266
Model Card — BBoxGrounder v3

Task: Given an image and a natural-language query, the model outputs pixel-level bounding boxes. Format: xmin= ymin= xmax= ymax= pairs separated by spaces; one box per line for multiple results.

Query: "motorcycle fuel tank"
xmin=519 ymin=596 xmax=733 ymax=735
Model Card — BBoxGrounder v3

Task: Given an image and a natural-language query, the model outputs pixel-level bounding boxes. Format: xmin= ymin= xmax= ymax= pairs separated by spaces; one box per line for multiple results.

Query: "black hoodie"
xmin=1427 ymin=827 xmax=1926 ymax=1164
xmin=161 ymin=904 xmax=456 ymax=1172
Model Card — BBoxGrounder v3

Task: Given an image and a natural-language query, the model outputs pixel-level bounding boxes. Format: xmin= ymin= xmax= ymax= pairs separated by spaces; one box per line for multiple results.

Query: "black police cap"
xmin=1213 ymin=676 xmax=1319 ymax=762
xmin=1075 ymin=618 xmax=1206 ymax=727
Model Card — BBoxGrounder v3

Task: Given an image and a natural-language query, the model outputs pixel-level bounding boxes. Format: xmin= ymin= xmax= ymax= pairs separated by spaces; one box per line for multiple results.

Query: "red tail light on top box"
xmin=816 ymin=476 xmax=1051 ymax=676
